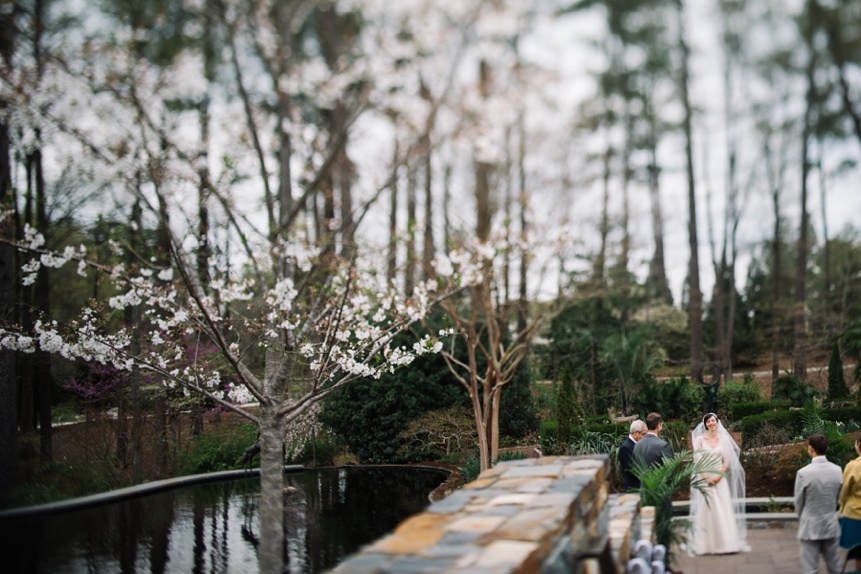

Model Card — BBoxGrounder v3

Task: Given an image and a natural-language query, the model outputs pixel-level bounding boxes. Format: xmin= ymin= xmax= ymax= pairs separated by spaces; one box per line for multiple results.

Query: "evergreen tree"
xmin=827 ymin=341 xmax=848 ymax=400
xmin=556 ymin=373 xmax=579 ymax=451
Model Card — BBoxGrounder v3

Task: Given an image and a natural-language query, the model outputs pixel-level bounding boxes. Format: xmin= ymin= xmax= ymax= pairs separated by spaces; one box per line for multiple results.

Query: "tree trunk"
xmin=764 ymin=136 xmax=783 ymax=382
xmin=794 ymin=6 xmax=815 ymax=382
xmin=647 ymin=149 xmax=671 ymax=305
xmin=0 ymin=65 xmax=16 ymax=494
xmin=258 ymin=403 xmax=285 ymax=574
xmin=387 ymin=137 xmax=399 ymax=284
xmin=421 ymin=132 xmax=435 ymax=280
xmin=405 ymin=163 xmax=417 ymax=297
xmin=677 ymin=0 xmax=704 ymax=378
xmin=31 ymin=145 xmax=53 ymax=463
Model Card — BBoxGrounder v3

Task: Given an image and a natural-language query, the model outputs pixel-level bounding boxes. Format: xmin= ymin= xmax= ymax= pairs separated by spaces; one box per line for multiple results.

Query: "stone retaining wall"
xmin=331 ymin=455 xmax=654 ymax=573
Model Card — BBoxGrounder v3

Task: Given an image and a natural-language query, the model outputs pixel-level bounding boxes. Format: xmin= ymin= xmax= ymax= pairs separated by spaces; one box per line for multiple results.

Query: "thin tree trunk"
xmin=387 ymin=137 xmax=399 ymax=284
xmin=405 ymin=163 xmax=417 ymax=297
xmin=764 ymin=136 xmax=784 ymax=381
xmin=517 ymin=113 xmax=528 ymax=334
xmin=421 ymin=131 xmax=435 ymax=280
xmin=677 ymin=0 xmax=704 ymax=378
xmin=794 ymin=5 xmax=815 ymax=382
xmin=32 ymin=145 xmax=52 ymax=464
xmin=128 ymin=198 xmax=144 ymax=484
xmin=817 ymin=137 xmax=832 ymax=334
xmin=0 ymin=42 xmax=17 ymax=492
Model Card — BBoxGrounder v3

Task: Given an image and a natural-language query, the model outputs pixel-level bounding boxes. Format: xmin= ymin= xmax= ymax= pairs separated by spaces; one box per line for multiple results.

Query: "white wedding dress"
xmin=691 ymin=436 xmax=745 ymax=554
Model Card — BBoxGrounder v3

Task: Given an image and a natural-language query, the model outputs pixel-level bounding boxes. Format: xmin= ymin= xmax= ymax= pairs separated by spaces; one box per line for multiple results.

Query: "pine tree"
xmin=556 ymin=374 xmax=580 ymax=452
xmin=827 ymin=341 xmax=849 ymax=401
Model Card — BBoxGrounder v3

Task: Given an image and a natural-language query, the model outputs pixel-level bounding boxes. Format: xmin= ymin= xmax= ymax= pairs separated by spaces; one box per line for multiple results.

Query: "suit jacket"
xmin=633 ymin=432 xmax=673 ymax=470
xmin=617 ymin=436 xmax=639 ymax=491
xmin=795 ymin=456 xmax=843 ymax=541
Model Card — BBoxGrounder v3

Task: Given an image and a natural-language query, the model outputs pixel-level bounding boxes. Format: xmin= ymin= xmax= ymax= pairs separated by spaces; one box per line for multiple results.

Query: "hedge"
xmin=729 ymin=401 xmax=788 ymax=421
xmin=740 ymin=406 xmax=861 ymax=448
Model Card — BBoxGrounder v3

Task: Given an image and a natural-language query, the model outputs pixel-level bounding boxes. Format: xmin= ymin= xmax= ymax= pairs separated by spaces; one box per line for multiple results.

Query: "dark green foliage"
xmin=729 ymin=401 xmax=788 ymax=421
xmin=629 ymin=375 xmax=705 ymax=424
xmin=458 ymin=450 xmax=529 ymax=483
xmin=740 ymin=406 xmax=861 ymax=448
xmin=828 ymin=341 xmax=850 ymax=400
xmin=538 ymin=298 xmax=619 ymax=416
xmin=285 ymin=433 xmax=340 ymax=467
xmin=499 ymin=358 xmax=539 ymax=440
xmin=540 ymin=420 xmax=559 ymax=454
xmin=556 ymin=374 xmax=580 ymax=448
xmin=632 ymin=451 xmax=713 ymax=560
xmin=717 ymin=376 xmax=763 ymax=411
xmin=320 ymin=351 xmax=467 ymax=464
xmin=174 ymin=421 xmax=259 ymax=475
xmin=572 ymin=423 xmax=629 ymax=440
xmin=771 ymin=373 xmax=815 ymax=407
xmin=800 ymin=404 xmax=856 ymax=467
xmin=660 ymin=421 xmax=692 ymax=454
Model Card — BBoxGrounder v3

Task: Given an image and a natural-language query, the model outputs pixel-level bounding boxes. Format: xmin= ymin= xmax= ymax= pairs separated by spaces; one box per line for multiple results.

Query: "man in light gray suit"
xmin=794 ymin=433 xmax=843 ymax=574
xmin=633 ymin=412 xmax=673 ymax=470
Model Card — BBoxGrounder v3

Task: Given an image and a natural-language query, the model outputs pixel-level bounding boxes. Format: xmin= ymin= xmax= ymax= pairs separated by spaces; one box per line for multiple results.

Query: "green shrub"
xmin=500 ymin=358 xmax=539 ymax=439
xmin=567 ymin=430 xmax=621 ymax=455
xmin=557 ymin=376 xmax=580 ymax=448
xmin=771 ymin=373 xmax=815 ymax=407
xmin=458 ymin=450 xmax=529 ymax=483
xmin=541 ymin=419 xmax=559 ymax=454
xmin=740 ymin=406 xmax=861 ymax=448
xmin=320 ymin=349 xmax=467 ymax=464
xmin=630 ymin=376 xmax=704 ymax=425
xmin=174 ymin=420 xmax=259 ymax=475
xmin=719 ymin=377 xmax=763 ymax=410
xmin=729 ymin=401 xmax=788 ymax=421
xmin=285 ymin=431 xmax=341 ymax=466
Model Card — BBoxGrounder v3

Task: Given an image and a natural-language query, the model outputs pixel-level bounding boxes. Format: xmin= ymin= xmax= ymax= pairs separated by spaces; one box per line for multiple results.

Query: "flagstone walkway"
xmin=672 ymin=520 xmax=848 ymax=574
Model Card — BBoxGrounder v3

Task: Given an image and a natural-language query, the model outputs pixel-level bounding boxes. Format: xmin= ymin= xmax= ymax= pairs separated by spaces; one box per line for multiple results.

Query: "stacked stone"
xmin=330 ymin=456 xmax=649 ymax=574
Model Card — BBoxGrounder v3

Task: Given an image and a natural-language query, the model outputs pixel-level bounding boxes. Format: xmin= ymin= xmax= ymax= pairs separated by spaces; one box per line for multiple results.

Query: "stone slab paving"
xmin=672 ymin=520 xmax=851 ymax=573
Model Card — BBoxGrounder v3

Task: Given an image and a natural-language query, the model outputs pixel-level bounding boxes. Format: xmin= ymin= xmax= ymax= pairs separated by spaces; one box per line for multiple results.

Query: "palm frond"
xmin=631 ymin=450 xmax=721 ymax=560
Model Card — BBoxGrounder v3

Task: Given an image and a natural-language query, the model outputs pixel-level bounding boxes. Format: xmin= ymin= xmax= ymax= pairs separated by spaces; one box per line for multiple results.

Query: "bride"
xmin=689 ymin=412 xmax=750 ymax=555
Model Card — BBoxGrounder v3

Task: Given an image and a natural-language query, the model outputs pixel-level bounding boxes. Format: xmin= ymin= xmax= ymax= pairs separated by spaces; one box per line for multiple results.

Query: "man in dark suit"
xmin=633 ymin=412 xmax=673 ymax=470
xmin=795 ymin=433 xmax=843 ymax=574
xmin=617 ymin=419 xmax=648 ymax=491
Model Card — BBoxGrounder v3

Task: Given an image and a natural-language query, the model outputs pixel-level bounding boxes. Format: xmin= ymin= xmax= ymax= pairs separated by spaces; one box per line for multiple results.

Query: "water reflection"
xmin=0 ymin=467 xmax=446 ymax=574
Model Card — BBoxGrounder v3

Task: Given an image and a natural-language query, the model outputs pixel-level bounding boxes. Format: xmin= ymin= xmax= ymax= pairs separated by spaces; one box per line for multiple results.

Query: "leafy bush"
xmin=285 ymin=431 xmax=341 ymax=467
xmin=320 ymin=349 xmax=467 ymax=464
xmin=458 ymin=450 xmax=529 ymax=483
xmin=718 ymin=376 xmax=763 ymax=410
xmin=630 ymin=375 xmax=704 ymax=425
xmin=771 ymin=373 xmax=815 ymax=407
xmin=801 ymin=404 xmax=856 ymax=467
xmin=557 ymin=376 xmax=581 ymax=449
xmin=174 ymin=420 xmax=258 ymax=475
xmin=541 ymin=420 xmax=559 ymax=454
xmin=740 ymin=406 xmax=861 ymax=448
xmin=398 ymin=407 xmax=477 ymax=460
xmin=729 ymin=401 xmax=788 ymax=421
xmin=567 ymin=430 xmax=620 ymax=455
xmin=499 ymin=358 xmax=539 ymax=440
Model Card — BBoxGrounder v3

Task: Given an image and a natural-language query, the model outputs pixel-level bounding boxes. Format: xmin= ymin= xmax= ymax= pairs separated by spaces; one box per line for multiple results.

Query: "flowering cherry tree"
xmin=1 ymin=219 xmax=453 ymax=571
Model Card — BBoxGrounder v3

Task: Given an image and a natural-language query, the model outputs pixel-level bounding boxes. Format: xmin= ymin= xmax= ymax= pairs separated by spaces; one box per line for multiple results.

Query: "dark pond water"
xmin=0 ymin=467 xmax=446 ymax=574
